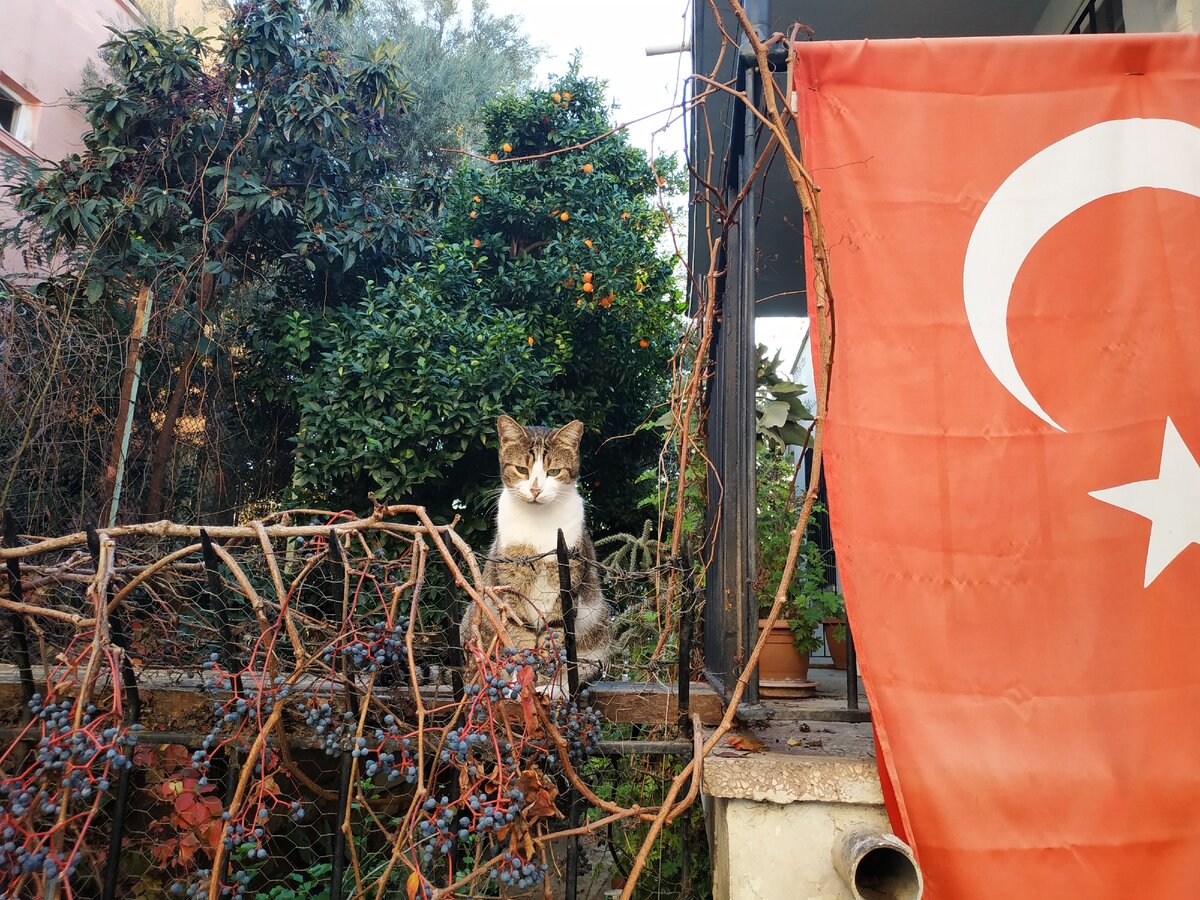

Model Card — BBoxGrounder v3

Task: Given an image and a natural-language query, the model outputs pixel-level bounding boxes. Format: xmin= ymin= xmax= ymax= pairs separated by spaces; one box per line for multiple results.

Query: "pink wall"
xmin=0 ymin=0 xmax=141 ymax=162
xmin=1 ymin=0 xmax=141 ymax=276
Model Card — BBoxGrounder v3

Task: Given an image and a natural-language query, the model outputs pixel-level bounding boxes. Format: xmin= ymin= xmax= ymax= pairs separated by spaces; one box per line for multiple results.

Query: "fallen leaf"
xmin=726 ymin=735 xmax=765 ymax=752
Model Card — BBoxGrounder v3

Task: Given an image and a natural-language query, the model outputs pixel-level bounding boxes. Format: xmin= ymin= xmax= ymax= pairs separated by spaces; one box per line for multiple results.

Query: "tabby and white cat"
xmin=459 ymin=416 xmax=611 ymax=685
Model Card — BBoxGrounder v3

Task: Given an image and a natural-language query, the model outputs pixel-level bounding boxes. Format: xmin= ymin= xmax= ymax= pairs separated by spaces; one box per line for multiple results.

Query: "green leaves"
xmin=267 ymin=69 xmax=680 ymax=534
xmin=755 ymin=448 xmax=842 ymax=654
xmin=755 ymin=342 xmax=815 ymax=451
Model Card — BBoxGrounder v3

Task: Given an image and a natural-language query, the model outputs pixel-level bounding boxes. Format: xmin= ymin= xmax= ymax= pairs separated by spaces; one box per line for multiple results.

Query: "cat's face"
xmin=496 ymin=415 xmax=584 ymax=505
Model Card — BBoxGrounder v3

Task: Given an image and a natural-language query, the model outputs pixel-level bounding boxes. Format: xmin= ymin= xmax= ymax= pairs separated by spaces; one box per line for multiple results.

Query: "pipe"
xmin=832 ymin=827 xmax=924 ymax=900
xmin=645 ymin=42 xmax=691 ymax=56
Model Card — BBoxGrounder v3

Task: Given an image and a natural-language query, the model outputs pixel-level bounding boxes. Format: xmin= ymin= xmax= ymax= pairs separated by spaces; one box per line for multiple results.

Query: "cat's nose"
xmin=529 ymin=482 xmax=542 ymax=498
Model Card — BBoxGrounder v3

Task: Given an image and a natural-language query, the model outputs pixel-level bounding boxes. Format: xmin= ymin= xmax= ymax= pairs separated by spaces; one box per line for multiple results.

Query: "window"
xmin=1070 ymin=0 xmax=1125 ymax=33
xmin=0 ymin=90 xmax=18 ymax=135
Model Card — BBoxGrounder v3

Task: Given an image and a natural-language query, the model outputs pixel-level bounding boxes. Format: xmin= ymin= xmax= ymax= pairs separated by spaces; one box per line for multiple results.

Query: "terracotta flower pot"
xmin=822 ymin=618 xmax=848 ymax=670
xmin=757 ymin=618 xmax=811 ymax=682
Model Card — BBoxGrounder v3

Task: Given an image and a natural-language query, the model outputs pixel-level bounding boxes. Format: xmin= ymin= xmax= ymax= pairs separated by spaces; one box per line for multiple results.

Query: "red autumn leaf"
xmin=174 ymin=833 xmax=201 ymax=868
xmin=517 ymin=665 xmax=537 ymax=730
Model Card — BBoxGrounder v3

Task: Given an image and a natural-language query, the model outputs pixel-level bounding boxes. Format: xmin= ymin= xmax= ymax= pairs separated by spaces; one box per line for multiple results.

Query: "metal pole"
xmin=556 ymin=529 xmax=579 ymax=698
xmin=678 ymin=545 xmax=695 ymax=725
xmin=2 ymin=509 xmax=35 ymax=713
xmin=846 ymin=621 xmax=859 ymax=711
xmin=328 ymin=751 xmax=352 ymax=900
xmin=201 ymin=528 xmax=244 ymax=891
xmin=556 ymin=528 xmax=581 ymax=900
xmin=91 ymin=527 xmax=142 ymax=900
xmin=327 ymin=527 xmax=357 ymax=900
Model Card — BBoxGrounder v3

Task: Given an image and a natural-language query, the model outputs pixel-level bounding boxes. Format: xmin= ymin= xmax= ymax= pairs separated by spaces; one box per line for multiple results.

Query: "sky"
xmin=485 ymin=0 xmax=693 ymax=164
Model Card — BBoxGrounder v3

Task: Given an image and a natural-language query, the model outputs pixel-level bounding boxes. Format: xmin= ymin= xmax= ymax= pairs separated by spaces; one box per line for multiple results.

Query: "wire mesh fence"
xmin=0 ymin=504 xmax=704 ymax=900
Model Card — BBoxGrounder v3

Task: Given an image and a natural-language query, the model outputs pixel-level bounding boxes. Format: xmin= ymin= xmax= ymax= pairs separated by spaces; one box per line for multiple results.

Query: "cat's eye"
xmin=514 ymin=466 xmax=529 ymax=476
xmin=547 ymin=468 xmax=563 ymax=477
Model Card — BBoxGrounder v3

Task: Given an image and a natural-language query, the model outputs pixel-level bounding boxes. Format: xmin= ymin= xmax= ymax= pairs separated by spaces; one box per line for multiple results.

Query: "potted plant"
xmin=754 ymin=447 xmax=843 ymax=684
xmin=822 ymin=602 xmax=849 ymax=671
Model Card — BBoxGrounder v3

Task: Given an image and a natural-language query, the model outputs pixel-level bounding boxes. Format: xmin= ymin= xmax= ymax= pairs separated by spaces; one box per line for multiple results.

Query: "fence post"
xmin=2 ymin=509 xmax=36 ymax=714
xmin=201 ymin=528 xmax=245 ymax=891
xmin=556 ymin=529 xmax=582 ymax=900
xmin=91 ymin=527 xmax=142 ymax=900
xmin=678 ymin=544 xmax=696 ymax=725
xmin=329 ymin=751 xmax=353 ymax=900
xmin=326 ymin=527 xmax=355 ymax=900
xmin=846 ymin=621 xmax=859 ymax=711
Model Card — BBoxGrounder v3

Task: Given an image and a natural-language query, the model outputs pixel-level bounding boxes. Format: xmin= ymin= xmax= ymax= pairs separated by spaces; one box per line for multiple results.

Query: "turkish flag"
xmin=795 ymin=34 xmax=1200 ymax=898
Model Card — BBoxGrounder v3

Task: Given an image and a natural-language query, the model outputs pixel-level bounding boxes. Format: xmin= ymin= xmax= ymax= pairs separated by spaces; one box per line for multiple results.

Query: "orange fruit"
xmin=527 ymin=336 xmax=535 ymax=346
xmin=599 ymin=295 xmax=612 ymax=308
xmin=639 ymin=338 xmax=649 ymax=348
xmin=502 ymin=143 xmax=512 ymax=153
xmin=582 ymin=282 xmax=594 ymax=293
xmin=488 ymin=153 xmax=498 ymax=161
xmin=582 ymin=163 xmax=593 ymax=174
xmin=473 ymin=239 xmax=481 ymax=248
xmin=473 ymin=195 xmax=481 ymax=203
xmin=583 ymin=239 xmax=593 ymax=249
xmin=559 ymin=212 xmax=569 ymax=222
xmin=551 ymin=92 xmax=562 ymax=103
xmin=469 ymin=210 xmax=477 ymax=219
xmin=576 ymin=299 xmax=583 ymax=306
xmin=582 ymin=272 xmax=593 ymax=282
xmin=563 ymin=92 xmax=573 ymax=101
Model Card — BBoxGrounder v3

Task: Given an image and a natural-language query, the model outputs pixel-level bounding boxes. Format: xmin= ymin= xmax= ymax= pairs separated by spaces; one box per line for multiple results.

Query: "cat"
xmin=460 ymin=415 xmax=611 ymax=689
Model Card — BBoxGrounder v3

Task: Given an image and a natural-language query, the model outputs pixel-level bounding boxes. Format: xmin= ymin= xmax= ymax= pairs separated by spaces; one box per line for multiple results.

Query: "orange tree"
xmin=272 ymin=70 xmax=682 ymax=535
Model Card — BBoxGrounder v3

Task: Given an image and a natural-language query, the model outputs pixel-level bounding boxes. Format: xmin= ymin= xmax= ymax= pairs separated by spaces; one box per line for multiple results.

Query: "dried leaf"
xmin=726 ymin=735 xmax=765 ymax=752
xmin=406 ymin=871 xmax=424 ymax=900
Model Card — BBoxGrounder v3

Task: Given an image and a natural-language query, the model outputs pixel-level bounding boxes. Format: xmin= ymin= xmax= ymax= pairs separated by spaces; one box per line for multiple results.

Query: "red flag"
xmin=795 ymin=34 xmax=1200 ymax=898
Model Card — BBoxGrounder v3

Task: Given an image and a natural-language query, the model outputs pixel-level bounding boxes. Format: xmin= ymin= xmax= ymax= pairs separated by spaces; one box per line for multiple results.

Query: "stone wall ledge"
xmin=704 ymin=750 xmax=883 ymax=806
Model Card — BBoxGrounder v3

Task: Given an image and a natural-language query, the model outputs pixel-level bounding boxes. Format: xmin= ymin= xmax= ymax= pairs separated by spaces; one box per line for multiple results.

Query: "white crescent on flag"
xmin=962 ymin=117 xmax=1200 ymax=432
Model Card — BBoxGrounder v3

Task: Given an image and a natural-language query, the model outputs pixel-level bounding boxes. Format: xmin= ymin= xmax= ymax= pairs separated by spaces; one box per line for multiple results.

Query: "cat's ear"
xmin=552 ymin=420 xmax=585 ymax=449
xmin=497 ymin=415 xmax=525 ymax=445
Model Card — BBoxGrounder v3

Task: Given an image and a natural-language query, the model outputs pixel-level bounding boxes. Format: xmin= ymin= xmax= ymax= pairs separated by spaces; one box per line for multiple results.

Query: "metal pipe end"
xmin=832 ymin=826 xmax=924 ymax=900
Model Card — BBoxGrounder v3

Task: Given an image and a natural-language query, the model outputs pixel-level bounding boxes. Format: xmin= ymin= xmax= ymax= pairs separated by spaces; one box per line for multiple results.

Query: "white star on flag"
xmin=1090 ymin=418 xmax=1200 ymax=588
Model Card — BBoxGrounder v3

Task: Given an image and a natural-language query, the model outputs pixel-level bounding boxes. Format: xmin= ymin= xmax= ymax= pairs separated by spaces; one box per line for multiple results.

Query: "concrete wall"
xmin=0 ymin=0 xmax=142 ymax=163
xmin=705 ymin=750 xmax=893 ymax=900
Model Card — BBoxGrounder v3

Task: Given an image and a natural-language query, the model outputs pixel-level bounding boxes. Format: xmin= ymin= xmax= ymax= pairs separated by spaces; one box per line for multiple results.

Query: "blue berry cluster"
xmin=548 ymin=692 xmax=602 ymax=766
xmin=490 ymin=849 xmax=549 ymax=890
xmin=415 ymin=788 xmax=525 ymax=867
xmin=0 ymin=694 xmax=137 ymax=885
xmin=319 ymin=619 xmax=410 ymax=674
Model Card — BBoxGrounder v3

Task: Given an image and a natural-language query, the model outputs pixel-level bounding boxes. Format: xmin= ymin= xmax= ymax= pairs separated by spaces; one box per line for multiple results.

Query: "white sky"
xmin=486 ymin=0 xmax=693 ymax=163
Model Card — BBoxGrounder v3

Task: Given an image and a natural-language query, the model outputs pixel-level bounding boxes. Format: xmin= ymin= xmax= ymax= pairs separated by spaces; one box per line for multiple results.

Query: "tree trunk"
xmin=143 ymin=271 xmax=212 ymax=520
xmin=143 ymin=215 xmax=249 ymax=520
